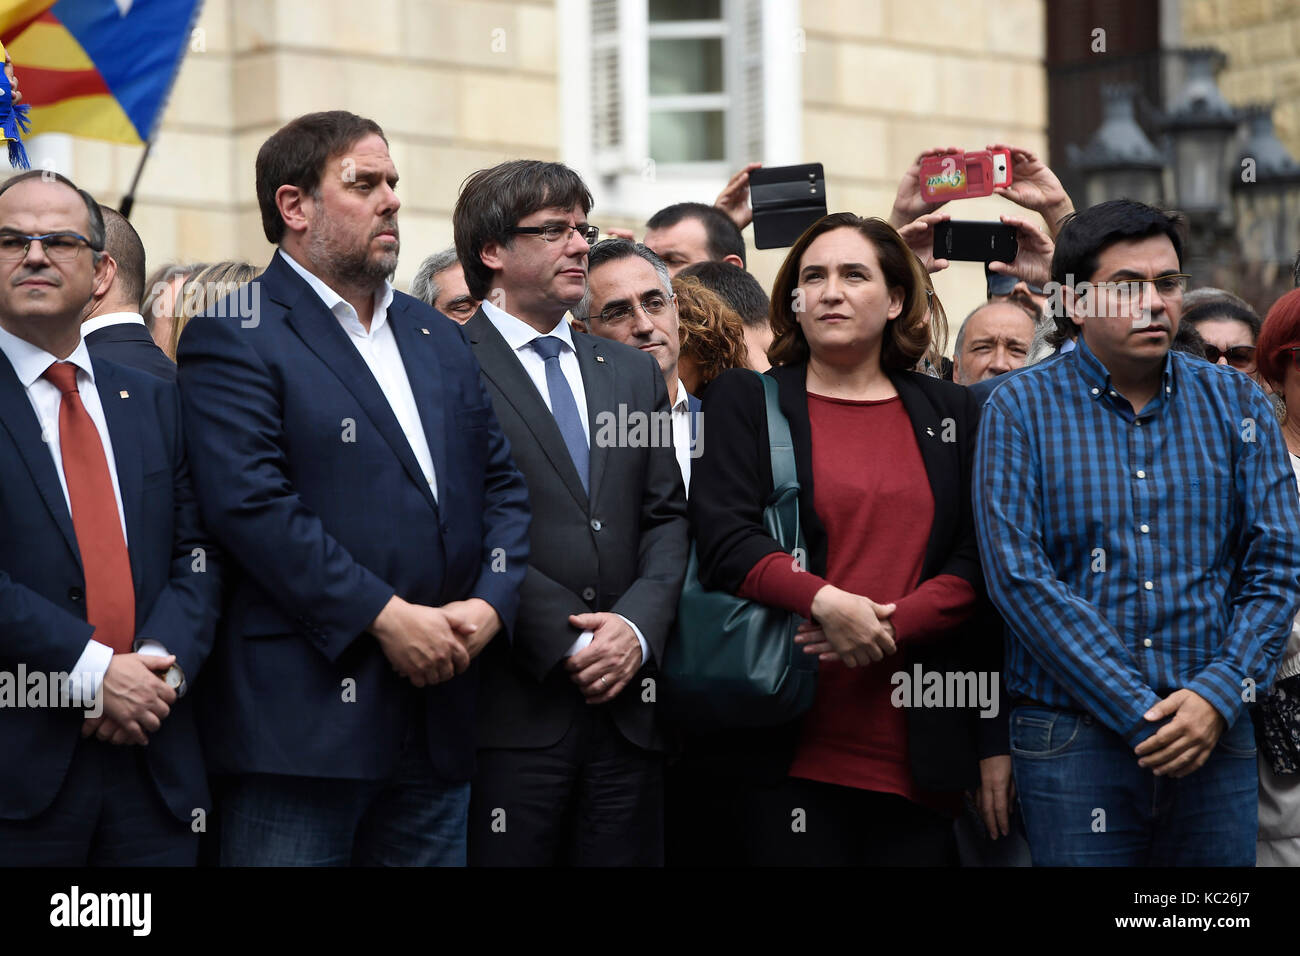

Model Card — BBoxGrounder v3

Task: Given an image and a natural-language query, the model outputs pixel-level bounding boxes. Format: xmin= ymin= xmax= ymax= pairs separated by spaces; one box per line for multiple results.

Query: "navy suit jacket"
xmin=0 ymin=355 xmax=221 ymax=820
xmin=177 ymin=253 xmax=530 ymax=783
xmin=84 ymin=321 xmax=176 ymax=382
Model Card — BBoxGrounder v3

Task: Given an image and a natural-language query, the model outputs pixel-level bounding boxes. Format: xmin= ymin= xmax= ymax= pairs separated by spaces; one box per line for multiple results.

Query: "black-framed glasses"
xmin=1286 ymin=346 xmax=1300 ymax=369
xmin=508 ymin=222 xmax=600 ymax=245
xmin=0 ymin=231 xmax=97 ymax=261
xmin=1204 ymin=344 xmax=1257 ymax=368
xmin=585 ymin=291 xmax=674 ymax=325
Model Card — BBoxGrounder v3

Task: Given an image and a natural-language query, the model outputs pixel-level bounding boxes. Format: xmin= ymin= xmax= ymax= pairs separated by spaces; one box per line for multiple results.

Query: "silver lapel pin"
xmin=119 ymin=390 xmax=130 ymax=399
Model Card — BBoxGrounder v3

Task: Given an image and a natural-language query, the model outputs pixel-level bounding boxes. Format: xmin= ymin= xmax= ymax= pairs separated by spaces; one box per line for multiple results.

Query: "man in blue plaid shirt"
xmin=974 ymin=199 xmax=1300 ymax=866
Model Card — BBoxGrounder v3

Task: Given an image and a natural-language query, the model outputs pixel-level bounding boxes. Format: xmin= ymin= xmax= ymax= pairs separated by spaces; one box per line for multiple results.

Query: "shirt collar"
xmin=0 ymin=322 xmax=95 ymax=389
xmin=1070 ymin=333 xmax=1177 ymax=408
xmin=278 ymin=248 xmax=394 ymax=334
xmin=481 ymin=298 xmax=577 ymax=355
xmin=670 ymin=380 xmax=691 ymax=412
xmin=81 ymin=311 xmax=146 ymax=338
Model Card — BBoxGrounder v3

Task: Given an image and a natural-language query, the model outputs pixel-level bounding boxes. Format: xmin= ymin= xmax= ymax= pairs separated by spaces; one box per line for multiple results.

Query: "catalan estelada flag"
xmin=0 ymin=0 xmax=202 ymax=146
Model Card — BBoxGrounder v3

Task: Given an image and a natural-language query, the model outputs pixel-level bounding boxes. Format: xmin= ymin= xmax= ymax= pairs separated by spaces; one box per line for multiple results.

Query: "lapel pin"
xmin=119 ymin=390 xmax=130 ymax=399
xmin=595 ymin=355 xmax=605 ymax=364
xmin=925 ymin=426 xmax=934 ymax=437
xmin=420 ymin=328 xmax=429 ymax=335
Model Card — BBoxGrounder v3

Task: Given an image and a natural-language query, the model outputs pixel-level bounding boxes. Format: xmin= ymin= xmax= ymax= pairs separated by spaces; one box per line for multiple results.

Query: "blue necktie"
xmin=531 ymin=336 xmax=589 ymax=493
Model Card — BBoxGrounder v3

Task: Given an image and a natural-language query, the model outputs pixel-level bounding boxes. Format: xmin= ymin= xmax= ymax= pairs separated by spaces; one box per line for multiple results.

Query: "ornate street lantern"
xmin=1163 ymin=48 xmax=1240 ymax=219
xmin=1232 ymin=103 xmax=1300 ymax=266
xmin=1068 ymin=84 xmax=1166 ymax=209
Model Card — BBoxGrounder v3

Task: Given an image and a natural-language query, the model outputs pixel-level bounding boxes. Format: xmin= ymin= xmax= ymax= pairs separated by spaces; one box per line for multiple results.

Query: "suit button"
xmin=68 ymin=586 xmax=84 ymax=602
xmin=590 ymin=519 xmax=602 ymax=532
xmin=582 ymin=587 xmax=596 ymax=601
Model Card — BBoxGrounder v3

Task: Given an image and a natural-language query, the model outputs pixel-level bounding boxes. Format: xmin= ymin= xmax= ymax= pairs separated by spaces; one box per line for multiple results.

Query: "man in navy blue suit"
xmin=0 ymin=170 xmax=221 ymax=865
xmin=178 ymin=111 xmax=530 ymax=867
xmin=81 ymin=206 xmax=175 ymax=381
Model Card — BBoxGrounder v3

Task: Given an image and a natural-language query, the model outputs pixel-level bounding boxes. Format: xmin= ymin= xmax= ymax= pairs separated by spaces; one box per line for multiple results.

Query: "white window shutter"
xmin=591 ymin=0 xmax=624 ymax=175
xmin=736 ymin=0 xmax=765 ymax=164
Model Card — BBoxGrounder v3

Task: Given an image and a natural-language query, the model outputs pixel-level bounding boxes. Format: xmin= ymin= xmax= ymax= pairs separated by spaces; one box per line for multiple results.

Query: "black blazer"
xmin=85 ymin=321 xmax=176 ymax=382
xmin=465 ymin=309 xmax=689 ymax=753
xmin=689 ymin=362 xmax=1003 ymax=791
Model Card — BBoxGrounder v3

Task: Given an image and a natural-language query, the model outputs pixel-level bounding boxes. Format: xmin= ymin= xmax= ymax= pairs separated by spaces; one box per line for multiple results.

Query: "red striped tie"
xmin=43 ymin=361 xmax=135 ymax=654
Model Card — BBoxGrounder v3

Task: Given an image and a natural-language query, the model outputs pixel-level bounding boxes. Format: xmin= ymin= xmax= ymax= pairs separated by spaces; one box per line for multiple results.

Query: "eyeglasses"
xmin=1286 ymin=346 xmax=1300 ymax=369
xmin=0 ymin=231 xmax=97 ymax=261
xmin=585 ymin=291 xmax=674 ymax=325
xmin=508 ymin=222 xmax=600 ymax=245
xmin=1094 ymin=274 xmax=1191 ymax=298
xmin=1203 ymin=344 xmax=1257 ymax=369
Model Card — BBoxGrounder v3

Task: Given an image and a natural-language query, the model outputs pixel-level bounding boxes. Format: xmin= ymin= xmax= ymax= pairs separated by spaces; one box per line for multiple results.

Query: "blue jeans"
xmin=1011 ymin=704 xmax=1258 ymax=866
xmin=219 ymin=720 xmax=469 ymax=867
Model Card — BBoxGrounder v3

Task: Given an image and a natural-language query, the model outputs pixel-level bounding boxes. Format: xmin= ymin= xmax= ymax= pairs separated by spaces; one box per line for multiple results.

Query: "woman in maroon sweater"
xmin=688 ymin=213 xmax=1004 ymax=865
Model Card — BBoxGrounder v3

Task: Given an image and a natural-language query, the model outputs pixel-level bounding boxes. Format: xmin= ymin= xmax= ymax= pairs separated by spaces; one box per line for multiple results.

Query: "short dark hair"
xmin=453 ymin=160 xmax=594 ymax=300
xmin=98 ymin=205 xmax=146 ymax=306
xmin=1051 ymin=199 xmax=1185 ymax=290
xmin=1047 ymin=199 xmax=1186 ymax=348
xmin=645 ymin=201 xmax=746 ymax=267
xmin=255 ymin=110 xmax=387 ymax=244
xmin=768 ymin=212 xmax=932 ymax=371
xmin=0 ymin=170 xmax=105 ymax=252
xmin=577 ymin=238 xmax=671 ymax=320
xmin=677 ymin=259 xmax=769 ymax=327
xmin=1292 ymin=248 xmax=1299 ymax=289
xmin=1171 ymin=315 xmax=1209 ymax=360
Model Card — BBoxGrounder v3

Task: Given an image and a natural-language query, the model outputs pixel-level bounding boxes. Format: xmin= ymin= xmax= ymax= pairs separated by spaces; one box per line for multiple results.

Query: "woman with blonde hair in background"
xmin=169 ymin=261 xmax=260 ymax=358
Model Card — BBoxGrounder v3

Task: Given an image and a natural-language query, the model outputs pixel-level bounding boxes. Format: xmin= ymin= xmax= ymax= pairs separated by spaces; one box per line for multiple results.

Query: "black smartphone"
xmin=749 ymin=163 xmax=827 ymax=249
xmin=932 ymin=220 xmax=1018 ymax=263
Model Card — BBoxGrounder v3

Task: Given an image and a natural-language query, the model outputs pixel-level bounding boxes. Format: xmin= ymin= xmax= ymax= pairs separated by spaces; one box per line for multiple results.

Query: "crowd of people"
xmin=2 ymin=107 xmax=1299 ymax=868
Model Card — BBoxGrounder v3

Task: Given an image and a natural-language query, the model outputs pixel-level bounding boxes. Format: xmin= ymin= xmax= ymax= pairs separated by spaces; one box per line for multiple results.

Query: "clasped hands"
xmin=565 ymin=612 xmax=642 ymax=706
xmin=81 ymin=652 xmax=178 ymax=747
xmin=371 ymin=594 xmax=501 ymax=687
xmin=797 ymin=584 xmax=898 ymax=668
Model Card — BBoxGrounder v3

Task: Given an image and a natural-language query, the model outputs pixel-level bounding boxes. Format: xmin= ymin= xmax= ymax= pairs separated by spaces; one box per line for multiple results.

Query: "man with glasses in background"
xmin=572 ymin=238 xmax=698 ymax=491
xmin=974 ymin=199 xmax=1300 ymax=866
xmin=454 ymin=160 xmax=688 ymax=866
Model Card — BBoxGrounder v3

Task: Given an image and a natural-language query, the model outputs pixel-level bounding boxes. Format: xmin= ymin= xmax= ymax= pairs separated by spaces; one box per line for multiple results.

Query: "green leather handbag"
xmin=662 ymin=372 xmax=817 ymax=731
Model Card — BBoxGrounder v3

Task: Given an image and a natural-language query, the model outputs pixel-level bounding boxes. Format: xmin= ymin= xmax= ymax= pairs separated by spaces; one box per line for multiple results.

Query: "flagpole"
xmin=118 ymin=139 xmax=152 ymax=219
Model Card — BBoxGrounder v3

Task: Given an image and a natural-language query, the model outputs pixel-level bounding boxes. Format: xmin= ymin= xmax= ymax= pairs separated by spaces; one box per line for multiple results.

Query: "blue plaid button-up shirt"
xmin=974 ymin=335 xmax=1300 ymax=746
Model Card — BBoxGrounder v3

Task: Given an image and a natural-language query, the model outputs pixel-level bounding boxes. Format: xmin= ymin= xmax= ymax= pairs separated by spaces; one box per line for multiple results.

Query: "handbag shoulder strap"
xmin=755 ymin=371 xmax=797 ymax=490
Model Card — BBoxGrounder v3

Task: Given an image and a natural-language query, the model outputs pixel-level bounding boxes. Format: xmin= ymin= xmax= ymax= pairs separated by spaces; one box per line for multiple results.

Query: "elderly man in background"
xmin=409 ymin=247 xmax=480 ymax=323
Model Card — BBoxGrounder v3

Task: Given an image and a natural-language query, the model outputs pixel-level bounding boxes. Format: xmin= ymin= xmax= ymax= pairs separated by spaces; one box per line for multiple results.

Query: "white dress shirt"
xmin=280 ymin=249 xmax=438 ymax=501
xmin=81 ymin=311 xmax=146 ymax=337
xmin=480 ymin=300 xmax=650 ymax=665
xmin=670 ymin=380 xmax=693 ymax=493
xmin=0 ymin=324 xmax=174 ymax=700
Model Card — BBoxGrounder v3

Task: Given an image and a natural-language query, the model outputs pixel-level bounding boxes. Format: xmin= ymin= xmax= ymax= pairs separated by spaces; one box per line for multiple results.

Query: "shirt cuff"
xmin=70 ymin=639 xmax=113 ymax=709
xmin=136 ymin=640 xmax=186 ymax=696
xmin=564 ymin=620 xmax=649 ymax=667
xmin=564 ymin=630 xmax=595 ymax=658
xmin=615 ymin=614 xmax=649 ymax=667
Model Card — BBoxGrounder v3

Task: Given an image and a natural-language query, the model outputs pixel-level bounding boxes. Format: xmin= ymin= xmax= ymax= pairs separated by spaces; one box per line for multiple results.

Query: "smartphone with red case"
xmin=918 ymin=149 xmax=1012 ymax=203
